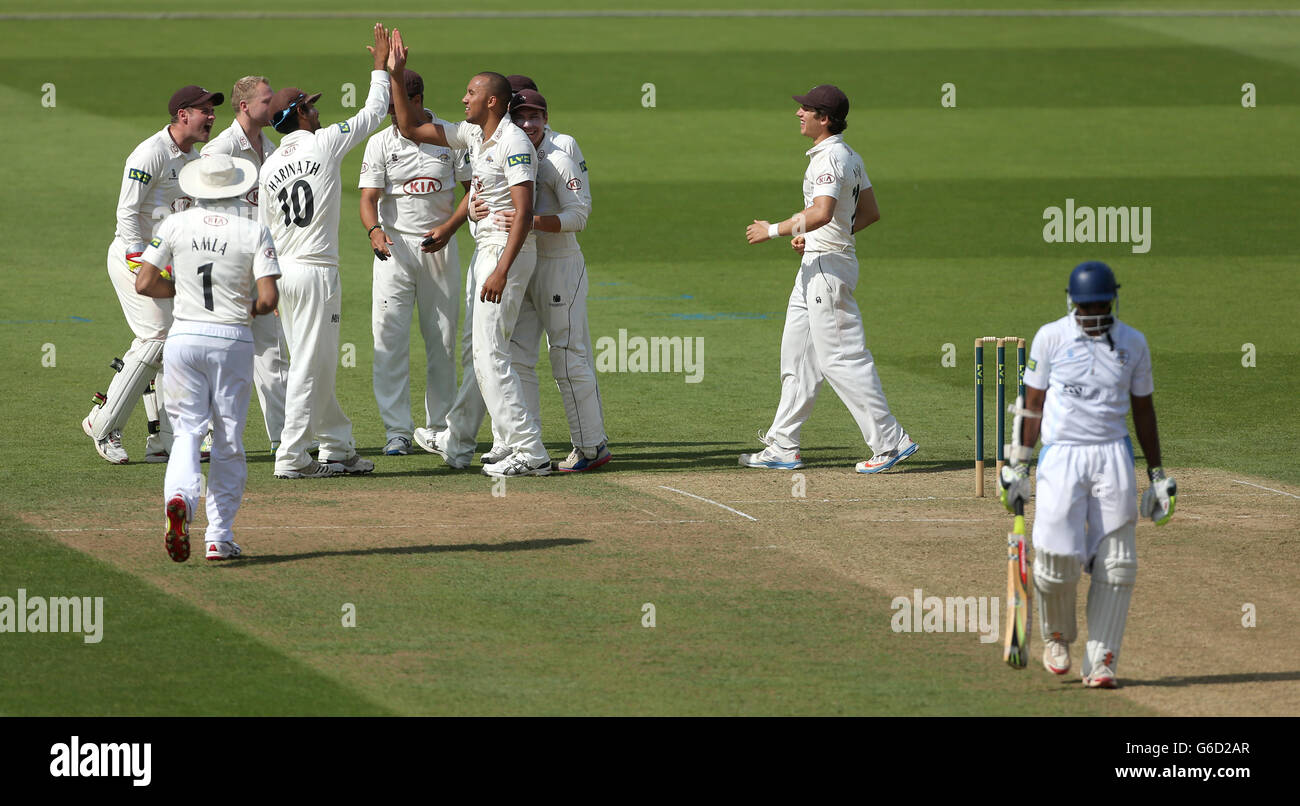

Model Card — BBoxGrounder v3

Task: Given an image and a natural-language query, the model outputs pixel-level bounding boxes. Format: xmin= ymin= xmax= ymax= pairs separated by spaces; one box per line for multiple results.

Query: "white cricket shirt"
xmin=545 ymin=126 xmax=588 ymax=182
xmin=535 ymin=130 xmax=590 ymax=258
xmin=258 ymin=70 xmax=390 ymax=265
xmin=114 ymin=126 xmax=200 ymax=252
xmin=358 ymin=110 xmax=471 ymax=236
xmin=1024 ymin=314 xmax=1155 ymax=445
xmin=802 ymin=134 xmax=870 ymax=255
xmin=142 ymin=201 xmax=281 ymax=326
xmin=202 ymin=118 xmax=277 ymax=207
xmin=442 ymin=116 xmax=537 ymax=248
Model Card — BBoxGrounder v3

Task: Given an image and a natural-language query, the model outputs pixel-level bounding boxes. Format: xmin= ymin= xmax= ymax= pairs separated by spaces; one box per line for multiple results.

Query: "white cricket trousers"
xmin=275 ymin=260 xmax=356 ymax=472
xmin=162 ymin=322 xmax=254 ymax=543
xmin=765 ymin=251 xmax=904 ymax=454
xmin=94 ymin=238 xmax=174 ymax=451
xmin=443 ymin=243 xmax=547 ymax=463
xmin=1031 ymin=439 xmax=1139 ymax=561
xmin=372 ymin=232 xmax=461 ymax=441
xmin=510 ymin=252 xmax=606 ymax=452
xmin=250 ymin=303 xmax=289 ymax=447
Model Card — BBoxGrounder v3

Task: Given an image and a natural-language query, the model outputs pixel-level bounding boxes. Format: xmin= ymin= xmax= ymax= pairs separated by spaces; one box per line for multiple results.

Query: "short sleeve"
xmin=809 ymin=151 xmax=846 ymax=200
xmin=441 ymin=120 xmax=471 ymax=151
xmin=140 ymin=217 xmax=174 ymax=270
xmin=502 ymin=133 xmax=536 ymax=188
xmin=453 ymin=148 xmax=472 ymax=183
xmin=1023 ymin=325 xmax=1053 ymax=390
xmin=252 ymin=225 xmax=281 ymax=280
xmin=1129 ymin=335 xmax=1154 ymax=397
xmin=358 ymin=135 xmax=387 ymax=190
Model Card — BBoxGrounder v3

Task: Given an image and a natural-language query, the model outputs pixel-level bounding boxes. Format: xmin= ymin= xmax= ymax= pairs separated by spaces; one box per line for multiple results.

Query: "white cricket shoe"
xmin=384 ymin=436 xmax=413 ymax=456
xmin=1043 ymin=638 xmax=1071 ymax=675
xmin=855 ymin=432 xmax=919 ymax=474
xmin=481 ymin=443 xmax=511 ymax=465
xmin=83 ymin=416 xmax=128 ymax=464
xmin=739 ymin=431 xmax=802 ymax=469
xmin=274 ymin=459 xmax=340 ymax=479
xmin=482 ymin=452 xmax=552 ymax=478
xmin=558 ymin=444 xmax=612 ymax=472
xmin=1083 ymin=664 xmax=1118 ymax=689
xmin=206 ymin=540 xmax=242 ymax=561
xmin=333 ymin=454 xmax=375 ymax=475
xmin=414 ymin=427 xmax=470 ymax=469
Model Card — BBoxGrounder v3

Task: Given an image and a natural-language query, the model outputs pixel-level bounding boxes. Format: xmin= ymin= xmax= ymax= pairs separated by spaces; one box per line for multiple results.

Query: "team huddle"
xmin=83 ymin=24 xmax=1176 ymax=688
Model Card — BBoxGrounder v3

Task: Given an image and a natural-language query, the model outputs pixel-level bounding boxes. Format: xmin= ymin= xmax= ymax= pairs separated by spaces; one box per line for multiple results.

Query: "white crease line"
xmin=39 ymin=518 xmax=712 ymax=534
xmin=657 ymin=486 xmax=758 ymax=522
xmin=5 ymin=10 xmax=1299 ymax=19
xmin=1233 ymin=480 xmax=1300 ymax=500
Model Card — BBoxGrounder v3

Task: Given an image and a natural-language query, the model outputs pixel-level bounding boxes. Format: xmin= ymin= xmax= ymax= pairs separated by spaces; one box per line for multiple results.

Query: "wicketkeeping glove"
xmin=999 ymin=462 xmax=1031 ymax=514
xmin=1140 ymin=466 xmax=1177 ymax=525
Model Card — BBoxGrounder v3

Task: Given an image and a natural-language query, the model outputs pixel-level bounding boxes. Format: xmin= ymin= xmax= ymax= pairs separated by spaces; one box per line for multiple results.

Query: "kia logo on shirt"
xmin=245 ymin=188 xmax=259 ymax=206
xmin=403 ymin=177 xmax=442 ymax=194
xmin=204 ymin=215 xmax=229 ymax=226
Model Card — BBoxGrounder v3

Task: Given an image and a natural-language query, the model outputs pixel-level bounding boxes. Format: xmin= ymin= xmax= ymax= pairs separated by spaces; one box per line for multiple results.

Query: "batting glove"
xmin=125 ymin=248 xmax=145 ymax=274
xmin=1140 ymin=466 xmax=1177 ymax=526
xmin=999 ymin=463 xmax=1031 ymax=514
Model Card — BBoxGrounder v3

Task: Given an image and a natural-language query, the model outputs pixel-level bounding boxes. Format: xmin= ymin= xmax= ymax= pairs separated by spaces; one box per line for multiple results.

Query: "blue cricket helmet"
xmin=1067 ymin=261 xmax=1119 ymax=304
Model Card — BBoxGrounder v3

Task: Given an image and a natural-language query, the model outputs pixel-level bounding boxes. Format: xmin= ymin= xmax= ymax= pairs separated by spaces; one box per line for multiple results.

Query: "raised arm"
xmin=387 ymin=29 xmax=451 ymax=147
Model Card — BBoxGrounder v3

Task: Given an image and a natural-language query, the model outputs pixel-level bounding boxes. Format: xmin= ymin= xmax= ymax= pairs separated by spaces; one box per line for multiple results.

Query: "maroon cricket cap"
xmin=402 ymin=69 xmax=424 ymax=98
xmin=792 ymin=84 xmax=849 ymax=120
xmin=507 ymin=74 xmax=538 ymax=93
xmin=510 ymin=88 xmax=547 ymax=113
xmin=168 ymin=85 xmax=224 ymax=116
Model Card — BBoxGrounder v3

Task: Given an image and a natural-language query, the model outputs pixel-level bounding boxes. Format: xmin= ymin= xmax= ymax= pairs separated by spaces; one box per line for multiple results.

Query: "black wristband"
xmin=367 ymin=223 xmax=383 ymax=237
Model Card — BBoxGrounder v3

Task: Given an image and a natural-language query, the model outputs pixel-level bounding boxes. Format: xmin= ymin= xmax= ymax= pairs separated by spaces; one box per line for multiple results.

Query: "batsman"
xmin=999 ymin=261 xmax=1176 ymax=688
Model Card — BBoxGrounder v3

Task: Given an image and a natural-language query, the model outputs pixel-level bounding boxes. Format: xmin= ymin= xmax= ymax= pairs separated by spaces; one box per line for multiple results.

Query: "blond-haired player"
xmin=203 ymin=74 xmax=291 ymax=452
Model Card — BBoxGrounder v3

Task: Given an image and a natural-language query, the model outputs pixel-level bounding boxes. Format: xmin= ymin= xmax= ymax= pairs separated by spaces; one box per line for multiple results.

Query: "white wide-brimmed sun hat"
xmin=179 ymin=155 xmax=258 ymax=200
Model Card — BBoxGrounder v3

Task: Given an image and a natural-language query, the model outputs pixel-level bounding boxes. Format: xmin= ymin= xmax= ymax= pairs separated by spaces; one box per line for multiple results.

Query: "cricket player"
xmin=202 ymin=74 xmax=291 ymax=451
xmin=261 ymin=23 xmax=391 ymax=479
xmin=480 ymin=89 xmax=609 ymax=471
xmin=359 ymin=68 xmax=471 ymax=456
xmin=1000 ymin=261 xmax=1176 ymax=689
xmin=134 ymin=154 xmax=280 ymax=562
xmin=84 ymin=84 xmax=223 ymax=464
xmin=388 ymin=31 xmax=550 ymax=477
xmin=742 ymin=84 xmax=916 ymax=474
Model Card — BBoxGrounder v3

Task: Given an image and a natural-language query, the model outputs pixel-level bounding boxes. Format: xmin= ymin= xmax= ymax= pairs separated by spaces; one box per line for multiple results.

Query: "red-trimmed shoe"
xmin=164 ymin=495 xmax=189 ymax=563
xmin=205 ymin=541 xmax=242 ymax=561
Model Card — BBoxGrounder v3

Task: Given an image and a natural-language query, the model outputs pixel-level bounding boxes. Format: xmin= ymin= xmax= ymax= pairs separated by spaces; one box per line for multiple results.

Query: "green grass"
xmin=0 ymin=4 xmax=1295 ymax=714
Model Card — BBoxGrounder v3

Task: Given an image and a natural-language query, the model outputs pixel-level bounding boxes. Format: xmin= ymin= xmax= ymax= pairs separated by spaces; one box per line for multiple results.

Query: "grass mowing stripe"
xmin=0 ymin=512 xmax=390 ymax=715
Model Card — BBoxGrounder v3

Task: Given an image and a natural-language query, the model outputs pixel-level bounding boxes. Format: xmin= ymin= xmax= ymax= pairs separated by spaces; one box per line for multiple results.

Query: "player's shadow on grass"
xmin=220 ymin=537 xmax=590 ymax=567
xmin=1118 ymin=670 xmax=1300 ymax=688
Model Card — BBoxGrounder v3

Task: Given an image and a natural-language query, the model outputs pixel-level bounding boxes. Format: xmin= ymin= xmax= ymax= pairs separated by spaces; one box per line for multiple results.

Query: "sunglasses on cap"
xmin=272 ymin=93 xmax=307 ymax=128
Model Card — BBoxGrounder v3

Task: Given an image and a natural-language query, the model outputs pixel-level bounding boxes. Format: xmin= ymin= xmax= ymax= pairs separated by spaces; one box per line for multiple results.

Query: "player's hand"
xmin=480 ymin=267 xmax=507 ymax=304
xmin=999 ymin=463 xmax=1031 ymax=513
xmin=491 ymin=208 xmax=516 ymax=233
xmin=125 ymin=251 xmax=144 ymax=274
xmin=791 ymin=235 xmax=805 ymax=254
xmin=1140 ymin=467 xmax=1177 ymax=525
xmin=468 ymin=196 xmax=490 ymax=222
xmin=388 ymin=28 xmax=407 ymax=74
xmin=421 ymin=225 xmax=450 ymax=253
xmin=369 ymin=227 xmax=392 ymax=259
xmin=368 ymin=23 xmax=390 ymax=71
xmin=746 ymin=219 xmax=772 ymax=244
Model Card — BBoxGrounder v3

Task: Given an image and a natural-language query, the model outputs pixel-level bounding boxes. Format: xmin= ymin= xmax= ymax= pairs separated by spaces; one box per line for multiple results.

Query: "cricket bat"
xmin=1003 ymin=393 xmax=1031 ymax=669
xmin=1003 ymin=496 xmax=1030 ymax=669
